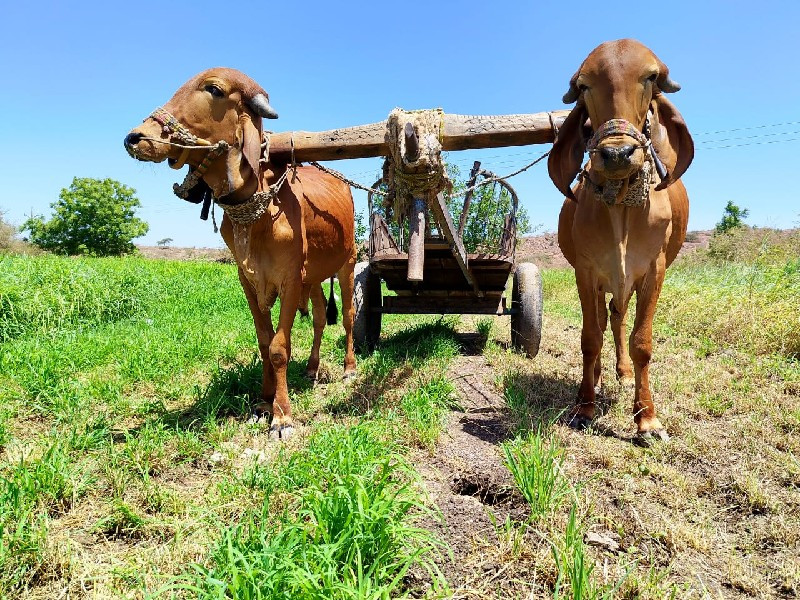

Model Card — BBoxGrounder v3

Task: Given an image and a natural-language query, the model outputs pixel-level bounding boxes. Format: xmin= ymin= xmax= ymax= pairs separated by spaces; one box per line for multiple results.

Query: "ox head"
xmin=124 ymin=68 xmax=278 ymax=200
xmin=548 ymin=39 xmax=693 ymax=200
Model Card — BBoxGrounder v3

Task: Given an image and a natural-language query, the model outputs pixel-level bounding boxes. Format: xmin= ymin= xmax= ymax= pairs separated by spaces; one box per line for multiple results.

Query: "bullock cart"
xmin=267 ymin=109 xmax=569 ymax=357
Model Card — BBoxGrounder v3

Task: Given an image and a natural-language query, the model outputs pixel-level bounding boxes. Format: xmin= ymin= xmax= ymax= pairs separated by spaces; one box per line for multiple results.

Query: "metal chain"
xmin=309 ymin=161 xmax=388 ymax=195
xmin=310 ymin=149 xmax=551 ymax=201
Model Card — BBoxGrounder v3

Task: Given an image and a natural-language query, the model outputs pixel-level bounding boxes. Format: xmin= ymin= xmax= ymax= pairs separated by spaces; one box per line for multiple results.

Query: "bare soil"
xmin=139 ymin=229 xmax=712 ymax=269
xmin=516 ymin=230 xmax=712 ymax=268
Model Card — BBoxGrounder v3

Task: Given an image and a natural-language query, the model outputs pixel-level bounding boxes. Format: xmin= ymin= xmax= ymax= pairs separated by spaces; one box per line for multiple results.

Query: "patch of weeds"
xmin=503 ymin=429 xmax=574 ymax=519
xmin=0 ymin=438 xmax=93 ymax=593
xmin=732 ymin=474 xmax=773 ymax=514
xmin=168 ymin=422 xmax=447 ymax=598
xmin=121 ymin=420 xmax=170 ymax=478
xmin=0 ymin=478 xmax=49 ymax=594
xmin=698 ymin=392 xmax=733 ymax=417
xmin=552 ymin=506 xmax=628 ymax=600
xmin=93 ymin=500 xmax=148 ymax=539
xmin=190 ymin=356 xmax=261 ymax=422
xmin=401 ymin=375 xmax=458 ymax=449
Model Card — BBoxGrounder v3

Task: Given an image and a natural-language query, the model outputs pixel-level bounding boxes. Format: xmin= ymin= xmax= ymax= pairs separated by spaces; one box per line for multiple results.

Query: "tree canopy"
xmin=23 ymin=178 xmax=149 ymax=256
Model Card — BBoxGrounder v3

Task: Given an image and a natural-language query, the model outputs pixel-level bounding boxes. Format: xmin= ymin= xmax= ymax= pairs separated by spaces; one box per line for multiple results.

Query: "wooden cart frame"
xmin=268 ymin=109 xmax=568 ymax=357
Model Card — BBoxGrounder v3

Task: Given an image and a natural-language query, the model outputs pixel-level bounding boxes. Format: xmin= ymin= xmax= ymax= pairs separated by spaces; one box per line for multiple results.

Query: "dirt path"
xmin=408 ymin=347 xmax=547 ymax=598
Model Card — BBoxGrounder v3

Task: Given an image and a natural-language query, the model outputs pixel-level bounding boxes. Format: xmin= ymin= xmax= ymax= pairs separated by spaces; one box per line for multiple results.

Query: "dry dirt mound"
xmin=136 ymin=245 xmax=233 ymax=262
xmin=517 ymin=230 xmax=712 ymax=268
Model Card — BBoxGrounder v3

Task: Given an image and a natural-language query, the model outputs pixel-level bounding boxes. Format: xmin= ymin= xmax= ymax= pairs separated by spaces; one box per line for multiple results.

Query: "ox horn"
xmin=247 ymin=93 xmax=279 ymax=119
xmin=562 ymin=82 xmax=580 ymax=104
xmin=659 ymin=75 xmax=681 ymax=93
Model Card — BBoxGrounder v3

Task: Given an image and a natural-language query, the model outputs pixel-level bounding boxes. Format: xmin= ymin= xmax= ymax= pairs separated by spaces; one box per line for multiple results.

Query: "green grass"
xmin=502 ymin=429 xmax=574 ymax=520
xmin=174 ymin=422 xmax=446 ymax=599
xmin=0 ymin=253 xmax=461 ymax=597
xmin=542 ymin=243 xmax=800 ymax=358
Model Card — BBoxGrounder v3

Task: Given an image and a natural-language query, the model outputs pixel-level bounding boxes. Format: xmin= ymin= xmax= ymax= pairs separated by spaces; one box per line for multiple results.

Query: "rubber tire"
xmin=511 ymin=262 xmax=543 ymax=358
xmin=353 ymin=262 xmax=381 ymax=353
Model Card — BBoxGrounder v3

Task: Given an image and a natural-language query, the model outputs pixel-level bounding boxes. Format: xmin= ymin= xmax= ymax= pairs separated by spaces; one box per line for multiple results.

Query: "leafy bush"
xmin=0 ymin=210 xmax=33 ymax=255
xmin=23 ymin=178 xmax=148 ymax=256
xmin=715 ymin=200 xmax=749 ymax=234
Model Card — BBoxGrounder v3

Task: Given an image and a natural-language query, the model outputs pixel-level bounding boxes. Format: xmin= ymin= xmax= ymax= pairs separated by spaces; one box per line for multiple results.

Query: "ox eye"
xmin=578 ymin=83 xmax=589 ymax=92
xmin=646 ymin=73 xmax=658 ymax=83
xmin=205 ymin=84 xmax=224 ymax=98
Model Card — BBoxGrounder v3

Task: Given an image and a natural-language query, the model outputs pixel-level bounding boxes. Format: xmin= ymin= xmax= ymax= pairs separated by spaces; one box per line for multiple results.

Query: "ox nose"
xmin=124 ymin=132 xmax=143 ymax=149
xmin=599 ymin=144 xmax=636 ymax=167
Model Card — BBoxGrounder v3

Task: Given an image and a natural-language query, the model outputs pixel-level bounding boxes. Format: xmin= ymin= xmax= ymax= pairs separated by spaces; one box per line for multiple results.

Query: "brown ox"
xmin=124 ymin=68 xmax=356 ymax=439
xmin=549 ymin=40 xmax=693 ymax=444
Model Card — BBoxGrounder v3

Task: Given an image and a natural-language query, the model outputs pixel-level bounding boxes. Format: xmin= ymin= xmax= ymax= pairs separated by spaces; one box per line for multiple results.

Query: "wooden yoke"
xmin=267 ymin=110 xmax=569 ymax=162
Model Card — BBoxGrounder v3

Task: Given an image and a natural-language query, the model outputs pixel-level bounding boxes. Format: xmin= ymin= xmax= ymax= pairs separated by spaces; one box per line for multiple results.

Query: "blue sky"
xmin=1 ymin=0 xmax=798 ymax=248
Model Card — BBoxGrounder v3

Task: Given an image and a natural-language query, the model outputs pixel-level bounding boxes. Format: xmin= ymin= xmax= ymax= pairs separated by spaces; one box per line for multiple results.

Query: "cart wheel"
xmin=511 ymin=262 xmax=543 ymax=358
xmin=353 ymin=262 xmax=381 ymax=352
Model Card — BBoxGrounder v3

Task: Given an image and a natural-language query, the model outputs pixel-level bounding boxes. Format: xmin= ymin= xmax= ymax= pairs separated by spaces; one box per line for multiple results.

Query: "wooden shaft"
xmin=407 ymin=198 xmax=426 ymax=282
xmin=404 ymin=122 xmax=420 ymax=162
xmin=268 ymin=109 xmax=569 ymax=162
xmin=457 ymin=160 xmax=482 ymax=237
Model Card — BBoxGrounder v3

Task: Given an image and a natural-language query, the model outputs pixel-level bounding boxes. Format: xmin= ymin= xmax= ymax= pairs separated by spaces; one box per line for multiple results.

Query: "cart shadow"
xmin=328 ymin=320 xmax=483 ymax=416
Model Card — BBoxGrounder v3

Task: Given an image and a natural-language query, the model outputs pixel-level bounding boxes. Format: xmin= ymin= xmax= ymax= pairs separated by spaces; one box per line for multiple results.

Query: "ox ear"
xmin=240 ymin=111 xmax=263 ymax=178
xmin=651 ymin=94 xmax=694 ymax=190
xmin=548 ymin=99 xmax=588 ymax=200
xmin=226 ymin=111 xmax=263 ymax=195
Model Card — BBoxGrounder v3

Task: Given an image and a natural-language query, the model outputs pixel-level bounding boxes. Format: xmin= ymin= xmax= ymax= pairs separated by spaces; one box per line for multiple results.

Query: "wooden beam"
xmin=268 ymin=109 xmax=569 ymax=162
xmin=407 ymin=198 xmax=426 ymax=282
xmin=429 ymin=192 xmax=482 ymax=297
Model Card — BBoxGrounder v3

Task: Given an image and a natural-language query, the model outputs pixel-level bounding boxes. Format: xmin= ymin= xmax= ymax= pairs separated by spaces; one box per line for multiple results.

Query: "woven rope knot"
xmin=150 ymin=108 xmax=201 ymax=146
xmin=580 ymin=157 xmax=654 ymax=207
xmin=215 ymin=168 xmax=289 ymax=225
xmin=384 ymin=108 xmax=451 ymax=222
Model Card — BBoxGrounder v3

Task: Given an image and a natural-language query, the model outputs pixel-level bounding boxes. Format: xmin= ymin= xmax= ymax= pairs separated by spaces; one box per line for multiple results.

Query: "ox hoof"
xmin=304 ymin=370 xmax=319 ymax=382
xmin=342 ymin=370 xmax=357 ymax=382
xmin=269 ymin=424 xmax=294 ymax=441
xmin=567 ymin=414 xmax=594 ymax=431
xmin=633 ymin=429 xmax=670 ymax=448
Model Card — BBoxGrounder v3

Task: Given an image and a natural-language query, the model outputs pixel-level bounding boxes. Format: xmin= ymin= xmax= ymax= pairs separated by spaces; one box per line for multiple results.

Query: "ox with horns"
xmin=124 ymin=68 xmax=357 ymax=440
xmin=549 ymin=39 xmax=693 ymax=445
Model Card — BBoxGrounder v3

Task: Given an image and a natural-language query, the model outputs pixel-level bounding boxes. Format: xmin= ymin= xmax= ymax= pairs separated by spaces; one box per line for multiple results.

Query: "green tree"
xmin=370 ymin=162 xmax=533 ymax=254
xmin=715 ymin=200 xmax=749 ymax=234
xmin=23 ymin=178 xmax=149 ymax=256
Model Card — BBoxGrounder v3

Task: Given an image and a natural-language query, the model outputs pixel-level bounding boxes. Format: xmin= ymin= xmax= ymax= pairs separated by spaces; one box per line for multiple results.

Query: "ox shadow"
xmin=502 ymin=367 xmax=635 ymax=443
xmin=148 ymin=355 xmax=316 ymax=431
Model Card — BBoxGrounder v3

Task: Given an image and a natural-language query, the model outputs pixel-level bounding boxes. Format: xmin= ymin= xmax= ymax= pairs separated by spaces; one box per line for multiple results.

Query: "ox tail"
xmin=326 ymin=277 xmax=338 ymax=325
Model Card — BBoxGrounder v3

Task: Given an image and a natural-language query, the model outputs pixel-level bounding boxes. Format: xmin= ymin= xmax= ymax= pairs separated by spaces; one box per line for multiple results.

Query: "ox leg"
xmin=237 ymin=269 xmax=277 ymax=418
xmin=268 ymin=284 xmax=301 ymax=440
xmin=594 ymin=291 xmax=608 ymax=393
xmin=298 ymin=284 xmax=311 ymax=318
xmin=338 ymin=261 xmax=357 ymax=379
xmin=571 ymin=269 xmax=603 ymax=430
xmin=305 ymin=283 xmax=326 ymax=380
xmin=630 ymin=256 xmax=669 ymax=444
xmin=610 ymin=298 xmax=634 ymax=383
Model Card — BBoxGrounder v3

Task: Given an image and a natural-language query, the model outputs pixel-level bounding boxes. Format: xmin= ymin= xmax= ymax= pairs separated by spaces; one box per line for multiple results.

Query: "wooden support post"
xmin=407 ymin=197 xmax=426 ymax=282
xmin=457 ymin=160 xmax=481 ymax=237
xmin=404 ymin=122 xmax=420 ymax=162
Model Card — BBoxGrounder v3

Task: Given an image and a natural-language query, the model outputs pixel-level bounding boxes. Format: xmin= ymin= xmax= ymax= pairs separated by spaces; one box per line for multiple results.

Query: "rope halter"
xmin=580 ymin=115 xmax=659 ymax=207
